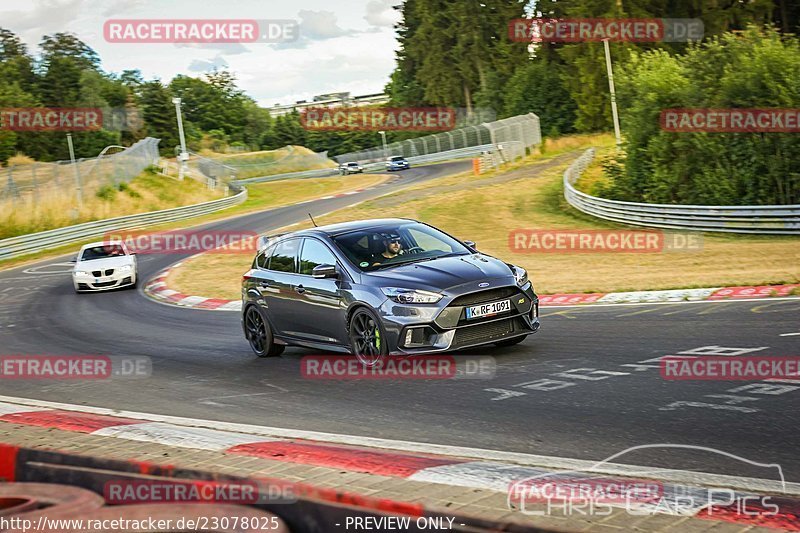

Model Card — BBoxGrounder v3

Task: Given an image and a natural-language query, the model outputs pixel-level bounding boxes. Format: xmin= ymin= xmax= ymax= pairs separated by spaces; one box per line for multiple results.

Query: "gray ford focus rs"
xmin=242 ymin=218 xmax=539 ymax=365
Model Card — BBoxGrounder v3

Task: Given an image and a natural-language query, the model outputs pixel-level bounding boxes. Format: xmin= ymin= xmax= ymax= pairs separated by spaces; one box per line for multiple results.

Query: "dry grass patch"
xmin=0 ymin=169 xmax=224 ymax=239
xmin=165 ymin=136 xmax=799 ymax=299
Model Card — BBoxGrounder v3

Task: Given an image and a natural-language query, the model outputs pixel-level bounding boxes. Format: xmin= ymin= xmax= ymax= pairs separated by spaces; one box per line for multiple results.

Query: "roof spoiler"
xmin=257 ymin=233 xmax=288 ymax=251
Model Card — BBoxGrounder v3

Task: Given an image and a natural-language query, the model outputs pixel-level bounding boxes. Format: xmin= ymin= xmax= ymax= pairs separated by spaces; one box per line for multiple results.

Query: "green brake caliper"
xmin=374 ymin=327 xmax=381 ymax=350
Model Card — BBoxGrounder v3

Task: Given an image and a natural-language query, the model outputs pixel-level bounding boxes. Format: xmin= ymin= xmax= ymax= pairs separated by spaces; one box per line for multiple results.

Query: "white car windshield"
xmin=81 ymin=245 xmax=126 ymax=261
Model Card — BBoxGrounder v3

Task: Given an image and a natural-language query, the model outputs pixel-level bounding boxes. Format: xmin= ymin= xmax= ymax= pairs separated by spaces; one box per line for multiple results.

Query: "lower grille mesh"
xmin=452 ymin=317 xmax=521 ymax=348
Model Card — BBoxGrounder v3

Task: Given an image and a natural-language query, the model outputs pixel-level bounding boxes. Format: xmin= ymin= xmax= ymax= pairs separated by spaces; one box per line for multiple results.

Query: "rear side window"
xmin=255 ymin=246 xmax=272 ymax=269
xmin=299 ymin=238 xmax=337 ymax=275
xmin=269 ymin=239 xmax=300 ymax=273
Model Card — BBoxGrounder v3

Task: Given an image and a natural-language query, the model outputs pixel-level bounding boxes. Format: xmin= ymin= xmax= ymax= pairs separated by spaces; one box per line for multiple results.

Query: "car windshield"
xmin=81 ymin=245 xmax=125 ymax=261
xmin=390 ymin=156 xmax=405 ymax=161
xmin=331 ymin=222 xmax=470 ymax=271
xmin=347 ymin=162 xmax=359 ymax=166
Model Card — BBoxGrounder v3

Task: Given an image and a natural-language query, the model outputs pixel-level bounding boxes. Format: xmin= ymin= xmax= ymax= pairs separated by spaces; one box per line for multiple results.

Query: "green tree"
xmin=605 ymin=27 xmax=800 ymax=205
xmin=503 ymin=60 xmax=577 ymax=136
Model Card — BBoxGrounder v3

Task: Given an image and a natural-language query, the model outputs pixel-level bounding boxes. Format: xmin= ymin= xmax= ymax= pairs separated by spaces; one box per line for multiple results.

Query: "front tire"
xmin=245 ymin=306 xmax=285 ymax=358
xmin=349 ymin=307 xmax=387 ymax=367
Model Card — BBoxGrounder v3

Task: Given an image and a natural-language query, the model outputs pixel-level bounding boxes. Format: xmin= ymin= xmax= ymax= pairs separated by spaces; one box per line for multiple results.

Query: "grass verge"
xmin=0 ymin=168 xmax=224 ymax=239
xmin=168 ymin=134 xmax=799 ymax=300
xmin=0 ymin=173 xmax=387 ymax=272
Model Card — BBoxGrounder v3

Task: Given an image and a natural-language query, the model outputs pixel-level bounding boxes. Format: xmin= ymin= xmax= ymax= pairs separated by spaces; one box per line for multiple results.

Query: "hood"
xmin=75 ymin=255 xmax=134 ymax=271
xmin=364 ymin=253 xmax=515 ymax=291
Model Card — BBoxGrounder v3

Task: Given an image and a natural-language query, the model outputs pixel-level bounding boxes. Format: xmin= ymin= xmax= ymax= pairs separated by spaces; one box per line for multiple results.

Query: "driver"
xmin=372 ymin=235 xmax=403 ymax=265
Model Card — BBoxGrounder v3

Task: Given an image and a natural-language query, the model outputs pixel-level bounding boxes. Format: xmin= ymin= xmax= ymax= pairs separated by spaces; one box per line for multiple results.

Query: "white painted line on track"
xmin=0 ymin=402 xmax=51 ymax=416
xmin=780 ymin=332 xmax=800 ymax=337
xmin=541 ymin=296 xmax=800 ymax=310
xmin=93 ymin=422 xmax=277 ymax=451
xmin=0 ymin=394 xmax=796 ymax=496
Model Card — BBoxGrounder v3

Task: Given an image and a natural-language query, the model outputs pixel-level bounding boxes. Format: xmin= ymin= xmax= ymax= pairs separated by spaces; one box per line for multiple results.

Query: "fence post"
xmin=66 ymin=133 xmax=83 ymax=210
xmin=31 ymin=163 xmax=38 ymax=212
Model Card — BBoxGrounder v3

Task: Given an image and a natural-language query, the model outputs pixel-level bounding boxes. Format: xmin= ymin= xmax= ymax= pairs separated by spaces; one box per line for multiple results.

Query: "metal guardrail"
xmin=0 ymin=186 xmax=247 ymax=261
xmin=235 ymin=144 xmax=495 ymax=185
xmin=563 ymin=149 xmax=800 ymax=234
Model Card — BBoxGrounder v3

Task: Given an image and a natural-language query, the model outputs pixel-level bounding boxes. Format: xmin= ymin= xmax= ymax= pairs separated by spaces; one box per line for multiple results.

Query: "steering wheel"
xmin=405 ymin=246 xmax=424 ymax=254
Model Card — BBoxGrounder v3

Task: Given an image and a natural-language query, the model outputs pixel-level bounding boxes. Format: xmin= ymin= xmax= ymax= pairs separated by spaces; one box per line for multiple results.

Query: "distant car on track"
xmin=339 ymin=162 xmax=364 ymax=175
xmin=241 ymin=218 xmax=539 ymax=365
xmin=72 ymin=241 xmax=138 ymax=293
xmin=385 ymin=156 xmax=410 ymax=171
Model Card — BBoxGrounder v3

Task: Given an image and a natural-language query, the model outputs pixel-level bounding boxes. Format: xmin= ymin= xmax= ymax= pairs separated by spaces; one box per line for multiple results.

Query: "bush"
xmin=95 ymin=184 xmax=117 ymax=201
xmin=609 ymin=27 xmax=800 ymax=205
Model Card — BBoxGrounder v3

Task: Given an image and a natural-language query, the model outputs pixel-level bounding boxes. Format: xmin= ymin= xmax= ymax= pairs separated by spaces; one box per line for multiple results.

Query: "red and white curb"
xmin=146 ymin=265 xmax=800 ymax=312
xmin=0 ymin=397 xmax=798 ymax=530
xmin=144 ymin=263 xmax=242 ymax=311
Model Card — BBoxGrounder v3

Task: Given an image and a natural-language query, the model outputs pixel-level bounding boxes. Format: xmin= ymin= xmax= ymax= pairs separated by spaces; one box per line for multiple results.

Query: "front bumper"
xmin=73 ymin=272 xmax=135 ymax=291
xmin=377 ymin=283 xmax=539 ymax=355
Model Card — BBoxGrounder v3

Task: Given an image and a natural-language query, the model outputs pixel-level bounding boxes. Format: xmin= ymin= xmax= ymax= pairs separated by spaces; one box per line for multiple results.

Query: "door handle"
xmin=294 ymin=285 xmax=306 ymax=294
xmin=258 ymin=280 xmax=270 ymax=288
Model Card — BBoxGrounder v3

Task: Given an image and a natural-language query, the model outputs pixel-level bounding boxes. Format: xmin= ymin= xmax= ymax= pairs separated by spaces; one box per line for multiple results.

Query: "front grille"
xmin=105 ymin=268 xmax=114 ymax=276
xmin=93 ymin=281 xmax=116 ymax=287
xmin=451 ymin=286 xmax=520 ymax=307
xmin=92 ymin=270 xmax=101 ymax=277
xmin=452 ymin=317 xmax=522 ymax=348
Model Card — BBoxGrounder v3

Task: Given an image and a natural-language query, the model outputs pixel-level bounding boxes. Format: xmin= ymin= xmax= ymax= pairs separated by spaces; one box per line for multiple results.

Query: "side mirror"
xmin=463 ymin=240 xmax=477 ymax=250
xmin=69 ymin=256 xmax=78 ymax=263
xmin=312 ymin=264 xmax=338 ymax=279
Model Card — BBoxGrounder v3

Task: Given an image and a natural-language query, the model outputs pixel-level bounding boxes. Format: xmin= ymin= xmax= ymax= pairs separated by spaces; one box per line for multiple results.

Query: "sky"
xmin=0 ymin=0 xmax=402 ymax=107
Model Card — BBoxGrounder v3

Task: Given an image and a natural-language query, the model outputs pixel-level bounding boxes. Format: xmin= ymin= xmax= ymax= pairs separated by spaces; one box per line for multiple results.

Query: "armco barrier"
xmin=234 ymin=145 xmax=494 ymax=185
xmin=564 ymin=148 xmax=800 ymax=234
xmin=0 ymin=186 xmax=247 ymax=262
xmin=1 ymin=444 xmax=541 ymax=532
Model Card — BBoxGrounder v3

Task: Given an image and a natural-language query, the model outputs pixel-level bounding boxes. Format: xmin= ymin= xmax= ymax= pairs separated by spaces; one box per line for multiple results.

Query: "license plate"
xmin=465 ymin=299 xmax=511 ymax=319
xmin=95 ymin=277 xmax=109 ymax=283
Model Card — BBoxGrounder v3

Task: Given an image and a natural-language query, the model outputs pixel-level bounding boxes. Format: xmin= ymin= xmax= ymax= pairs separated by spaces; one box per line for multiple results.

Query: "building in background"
xmin=269 ymin=92 xmax=390 ymax=116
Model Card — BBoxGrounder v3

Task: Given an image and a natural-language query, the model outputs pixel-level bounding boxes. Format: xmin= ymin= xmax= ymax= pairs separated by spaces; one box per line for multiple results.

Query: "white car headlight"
xmin=117 ymin=265 xmax=133 ymax=272
xmin=512 ymin=266 xmax=528 ymax=286
xmin=382 ymin=287 xmax=443 ymax=304
xmin=73 ymin=270 xmax=89 ymax=276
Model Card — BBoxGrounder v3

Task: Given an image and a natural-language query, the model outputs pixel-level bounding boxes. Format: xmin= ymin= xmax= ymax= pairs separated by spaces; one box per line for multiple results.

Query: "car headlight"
xmin=382 ymin=287 xmax=443 ymax=304
xmin=73 ymin=270 xmax=89 ymax=276
xmin=117 ymin=265 xmax=133 ymax=272
xmin=512 ymin=266 xmax=528 ymax=286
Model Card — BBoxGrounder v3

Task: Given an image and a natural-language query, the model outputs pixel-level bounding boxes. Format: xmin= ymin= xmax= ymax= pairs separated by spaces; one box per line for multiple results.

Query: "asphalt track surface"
xmin=1 ymin=159 xmax=798 ymax=485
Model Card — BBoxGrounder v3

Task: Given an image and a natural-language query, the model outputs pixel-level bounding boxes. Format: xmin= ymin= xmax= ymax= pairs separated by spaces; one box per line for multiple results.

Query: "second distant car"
xmin=339 ymin=162 xmax=364 ymax=175
xmin=385 ymin=156 xmax=410 ymax=171
xmin=72 ymin=241 xmax=138 ymax=293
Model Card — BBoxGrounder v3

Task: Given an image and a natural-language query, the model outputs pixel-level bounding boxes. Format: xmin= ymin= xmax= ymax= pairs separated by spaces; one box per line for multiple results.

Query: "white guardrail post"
xmin=563 ymin=149 xmax=800 ymax=235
